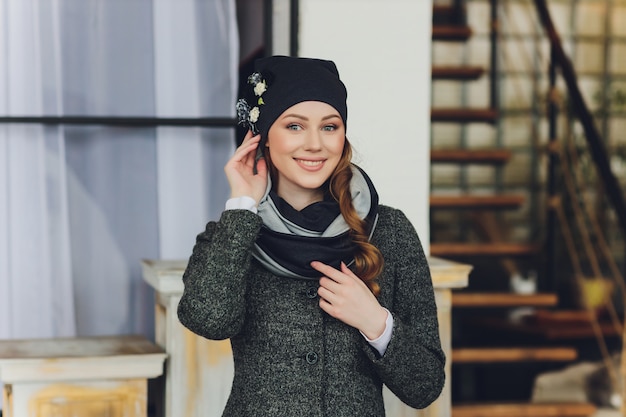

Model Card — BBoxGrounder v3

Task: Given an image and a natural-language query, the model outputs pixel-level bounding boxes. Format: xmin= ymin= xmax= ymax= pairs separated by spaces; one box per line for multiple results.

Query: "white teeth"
xmin=298 ymin=159 xmax=323 ymax=166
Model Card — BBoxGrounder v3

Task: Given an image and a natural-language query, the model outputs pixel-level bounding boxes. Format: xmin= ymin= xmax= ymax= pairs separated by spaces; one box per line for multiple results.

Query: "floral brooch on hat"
xmin=236 ymin=72 xmax=267 ymax=134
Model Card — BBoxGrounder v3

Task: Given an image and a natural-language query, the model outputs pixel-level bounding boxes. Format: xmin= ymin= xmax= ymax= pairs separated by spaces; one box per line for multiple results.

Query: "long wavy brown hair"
xmin=264 ymin=138 xmax=384 ymax=296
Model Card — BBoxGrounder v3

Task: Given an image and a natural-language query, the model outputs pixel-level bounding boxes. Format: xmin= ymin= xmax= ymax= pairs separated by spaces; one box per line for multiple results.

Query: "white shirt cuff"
xmin=225 ymin=196 xmax=258 ymax=214
xmin=361 ymin=308 xmax=394 ymax=356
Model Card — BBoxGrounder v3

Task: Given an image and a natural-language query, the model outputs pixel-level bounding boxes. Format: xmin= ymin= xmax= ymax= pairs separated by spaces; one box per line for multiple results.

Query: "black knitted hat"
xmin=236 ymin=56 xmax=348 ymax=143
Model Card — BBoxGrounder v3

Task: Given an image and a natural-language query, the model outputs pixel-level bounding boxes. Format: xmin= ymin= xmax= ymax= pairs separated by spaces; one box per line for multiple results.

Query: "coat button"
xmin=305 ymin=351 xmax=318 ymax=364
xmin=305 ymin=287 xmax=318 ymax=299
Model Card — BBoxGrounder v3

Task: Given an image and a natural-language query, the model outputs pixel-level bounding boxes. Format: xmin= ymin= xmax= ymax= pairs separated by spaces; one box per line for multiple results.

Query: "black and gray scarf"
xmin=252 ymin=165 xmax=379 ymax=280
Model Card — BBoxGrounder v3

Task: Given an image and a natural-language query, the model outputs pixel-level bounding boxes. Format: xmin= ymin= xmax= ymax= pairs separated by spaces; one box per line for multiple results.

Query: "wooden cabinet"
xmin=0 ymin=336 xmax=166 ymax=417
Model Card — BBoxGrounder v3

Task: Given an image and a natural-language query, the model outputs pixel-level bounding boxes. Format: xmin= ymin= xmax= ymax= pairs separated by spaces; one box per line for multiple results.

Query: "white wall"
xmin=297 ymin=0 xmax=433 ymax=253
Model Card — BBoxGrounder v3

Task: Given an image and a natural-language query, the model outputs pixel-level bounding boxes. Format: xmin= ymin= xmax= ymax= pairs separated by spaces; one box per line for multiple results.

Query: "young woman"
xmin=177 ymin=55 xmax=445 ymax=416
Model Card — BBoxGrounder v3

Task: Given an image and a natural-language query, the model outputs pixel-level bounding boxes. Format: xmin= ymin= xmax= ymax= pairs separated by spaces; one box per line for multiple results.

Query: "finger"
xmin=341 ymin=263 xmax=374 ymax=295
xmin=310 ymin=261 xmax=348 ymax=283
xmin=235 ymin=134 xmax=260 ymax=155
xmin=316 ymin=285 xmax=338 ymax=305
xmin=240 ymin=130 xmax=257 ymax=145
xmin=318 ymin=276 xmax=341 ymax=295
xmin=340 ymin=262 xmax=362 ymax=283
xmin=318 ymin=297 xmax=335 ymax=316
xmin=230 ymin=140 xmax=260 ymax=164
xmin=319 ymin=295 xmax=347 ymax=323
xmin=237 ymin=134 xmax=261 ymax=151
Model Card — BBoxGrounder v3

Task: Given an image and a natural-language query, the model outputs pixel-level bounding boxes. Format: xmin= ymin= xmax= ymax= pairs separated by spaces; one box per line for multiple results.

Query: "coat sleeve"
xmin=363 ymin=208 xmax=446 ymax=409
xmin=177 ymin=209 xmax=263 ymax=340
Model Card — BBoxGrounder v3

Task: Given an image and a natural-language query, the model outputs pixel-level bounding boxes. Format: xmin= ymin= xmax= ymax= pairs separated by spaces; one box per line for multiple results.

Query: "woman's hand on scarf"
xmin=312 ymin=261 xmax=387 ymax=340
xmin=225 ymin=130 xmax=268 ymax=204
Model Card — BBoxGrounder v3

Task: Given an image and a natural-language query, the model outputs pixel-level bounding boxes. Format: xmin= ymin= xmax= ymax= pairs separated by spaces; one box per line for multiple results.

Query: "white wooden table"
xmin=0 ymin=335 xmax=166 ymax=417
xmin=142 ymin=256 xmax=470 ymax=417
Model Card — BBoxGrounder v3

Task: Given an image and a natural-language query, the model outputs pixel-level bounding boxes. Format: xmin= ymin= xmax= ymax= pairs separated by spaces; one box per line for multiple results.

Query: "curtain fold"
xmin=0 ymin=0 xmax=239 ymax=342
xmin=154 ymin=0 xmax=237 ymax=260
xmin=0 ymin=0 xmax=75 ymax=340
xmin=59 ymin=0 xmax=160 ymax=337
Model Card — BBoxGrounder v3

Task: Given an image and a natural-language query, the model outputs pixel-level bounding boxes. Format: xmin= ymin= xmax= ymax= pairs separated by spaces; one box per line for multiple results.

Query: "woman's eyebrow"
xmin=282 ymin=113 xmax=308 ymax=120
xmin=281 ymin=114 xmax=341 ymax=121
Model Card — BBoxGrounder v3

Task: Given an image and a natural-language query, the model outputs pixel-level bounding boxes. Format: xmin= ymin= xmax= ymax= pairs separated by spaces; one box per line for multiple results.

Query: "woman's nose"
xmin=303 ymin=131 xmax=322 ymax=151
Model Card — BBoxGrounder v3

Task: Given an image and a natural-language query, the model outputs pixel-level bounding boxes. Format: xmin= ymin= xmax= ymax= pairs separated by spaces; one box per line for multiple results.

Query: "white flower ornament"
xmin=249 ymin=107 xmax=260 ymax=123
xmin=236 ymin=72 xmax=268 ymax=134
xmin=254 ymin=81 xmax=267 ymax=97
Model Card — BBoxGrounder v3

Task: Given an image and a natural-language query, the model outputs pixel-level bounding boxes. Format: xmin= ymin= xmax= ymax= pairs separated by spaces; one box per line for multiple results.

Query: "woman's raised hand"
xmin=225 ymin=130 xmax=268 ymax=205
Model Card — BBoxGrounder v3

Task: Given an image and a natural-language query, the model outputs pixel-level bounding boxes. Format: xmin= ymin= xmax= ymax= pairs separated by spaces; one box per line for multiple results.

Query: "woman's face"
xmin=266 ymin=101 xmax=345 ymax=204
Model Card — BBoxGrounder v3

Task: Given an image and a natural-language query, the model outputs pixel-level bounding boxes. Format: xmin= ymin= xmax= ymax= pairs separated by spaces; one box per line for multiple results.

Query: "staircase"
xmin=430 ymin=3 xmax=597 ymax=416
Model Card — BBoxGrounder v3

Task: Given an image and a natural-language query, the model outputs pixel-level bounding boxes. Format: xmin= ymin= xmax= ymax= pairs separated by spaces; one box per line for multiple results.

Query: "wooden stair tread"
xmin=431 ymin=149 xmax=512 ymax=164
xmin=430 ymin=195 xmax=524 ymax=209
xmin=430 ymin=243 xmax=539 ymax=257
xmin=432 ymin=5 xmax=467 ymax=26
xmin=452 ymin=347 xmax=577 ymax=363
xmin=431 ymin=108 xmax=498 ymax=123
xmin=473 ymin=316 xmax=623 ymax=340
xmin=452 ymin=292 xmax=558 ymax=308
xmin=433 ymin=5 xmax=456 ymax=18
xmin=433 ymin=25 xmax=472 ymax=41
xmin=531 ymin=309 xmax=598 ymax=324
xmin=452 ymin=402 xmax=597 ymax=417
xmin=432 ymin=66 xmax=484 ymax=80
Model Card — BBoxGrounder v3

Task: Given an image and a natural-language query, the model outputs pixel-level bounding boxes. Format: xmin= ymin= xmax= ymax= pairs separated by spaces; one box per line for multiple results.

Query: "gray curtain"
xmin=0 ymin=0 xmax=238 ymax=343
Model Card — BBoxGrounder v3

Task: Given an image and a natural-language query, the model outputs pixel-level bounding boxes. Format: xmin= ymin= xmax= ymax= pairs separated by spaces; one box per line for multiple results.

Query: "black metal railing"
xmin=533 ymin=0 xmax=626 ymax=290
xmin=489 ymin=0 xmax=499 ymax=110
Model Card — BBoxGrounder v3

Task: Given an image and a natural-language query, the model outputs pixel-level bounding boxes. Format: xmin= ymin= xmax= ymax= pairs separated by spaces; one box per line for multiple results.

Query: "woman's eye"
xmin=322 ymin=124 xmax=337 ymax=131
xmin=287 ymin=124 xmax=302 ymax=131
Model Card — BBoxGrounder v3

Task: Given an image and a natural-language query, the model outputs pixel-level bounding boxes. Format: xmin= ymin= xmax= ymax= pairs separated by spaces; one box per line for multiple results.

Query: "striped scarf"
xmin=252 ymin=165 xmax=379 ymax=279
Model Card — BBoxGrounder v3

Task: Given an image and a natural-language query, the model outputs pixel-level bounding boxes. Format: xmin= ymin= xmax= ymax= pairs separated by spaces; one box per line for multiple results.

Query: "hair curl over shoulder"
xmin=328 ymin=140 xmax=384 ymax=296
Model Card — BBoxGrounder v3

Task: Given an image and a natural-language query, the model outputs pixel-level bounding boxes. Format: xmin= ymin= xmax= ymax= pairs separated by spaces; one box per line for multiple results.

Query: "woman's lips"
xmin=295 ymin=158 xmax=325 ymax=171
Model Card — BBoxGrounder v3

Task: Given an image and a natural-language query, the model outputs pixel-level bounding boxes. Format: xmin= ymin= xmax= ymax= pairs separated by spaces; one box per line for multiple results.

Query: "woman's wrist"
xmin=361 ymin=307 xmax=390 ymax=340
xmin=225 ymin=196 xmax=258 ymax=213
xmin=361 ymin=308 xmax=394 ymax=356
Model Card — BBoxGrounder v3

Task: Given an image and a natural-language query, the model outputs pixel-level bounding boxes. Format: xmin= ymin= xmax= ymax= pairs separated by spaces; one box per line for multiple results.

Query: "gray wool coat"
xmin=177 ymin=205 xmax=445 ymax=417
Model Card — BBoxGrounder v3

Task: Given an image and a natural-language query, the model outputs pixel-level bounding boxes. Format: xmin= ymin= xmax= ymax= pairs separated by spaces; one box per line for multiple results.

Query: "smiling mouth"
xmin=295 ymin=159 xmax=325 ymax=167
